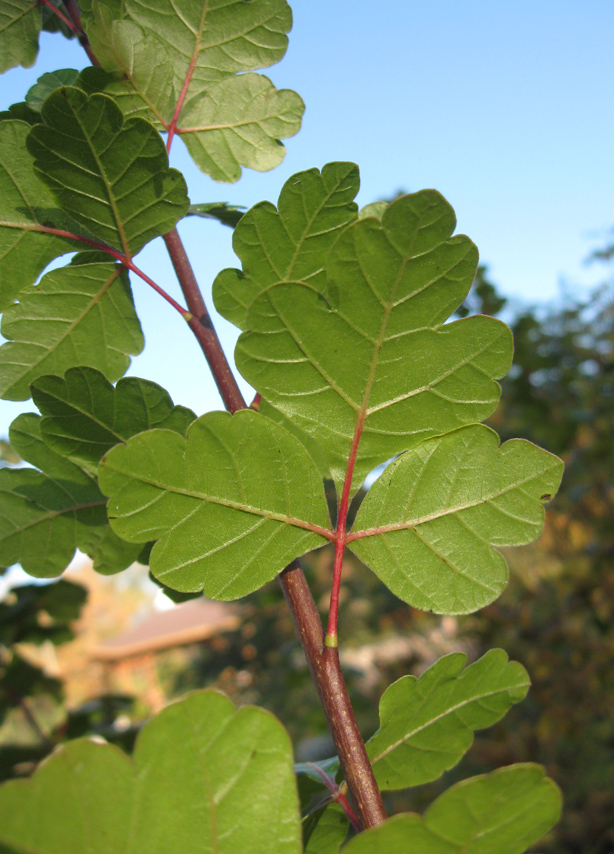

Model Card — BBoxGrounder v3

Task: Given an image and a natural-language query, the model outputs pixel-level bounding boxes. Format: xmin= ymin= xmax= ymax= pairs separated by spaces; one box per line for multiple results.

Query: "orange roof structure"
xmin=90 ymin=598 xmax=240 ymax=662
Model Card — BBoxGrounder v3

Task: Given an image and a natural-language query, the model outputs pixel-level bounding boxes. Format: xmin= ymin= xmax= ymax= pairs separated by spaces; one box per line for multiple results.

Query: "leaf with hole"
xmin=27 ymin=88 xmax=189 ymax=256
xmin=99 ymin=409 xmax=332 ymax=598
xmin=213 ymin=162 xmax=360 ymax=329
xmin=366 ymin=650 xmax=530 ymax=790
xmin=349 ymin=425 xmax=563 ymax=613
xmin=0 ymin=691 xmax=302 ymax=854
xmin=343 ymin=765 xmax=561 ymax=854
xmin=0 ymin=254 xmax=144 ymax=401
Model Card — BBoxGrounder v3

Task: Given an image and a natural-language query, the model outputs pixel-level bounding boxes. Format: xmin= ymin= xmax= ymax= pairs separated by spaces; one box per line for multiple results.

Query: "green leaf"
xmin=98 ymin=410 xmax=332 ymax=598
xmin=0 ymin=119 xmax=83 ymax=308
xmin=359 ymin=201 xmax=388 ymax=221
xmin=79 ymin=0 xmax=303 ymax=180
xmin=213 ymin=162 xmax=360 ymax=329
xmin=304 ymin=803 xmax=348 ymax=854
xmin=32 ymin=367 xmax=196 ymax=476
xmin=25 ymin=69 xmax=80 ymax=112
xmin=187 ymin=201 xmax=245 ymax=228
xmin=0 ymin=0 xmax=40 ymax=73
xmin=0 ymin=255 xmax=144 ymax=401
xmin=366 ymin=650 xmax=530 ymax=790
xmin=27 ymin=88 xmax=189 ymax=256
xmin=350 ymin=425 xmax=564 ymax=613
xmin=0 ymin=579 xmax=87 ymax=647
xmin=0 ymin=413 xmax=141 ymax=577
xmin=343 ymin=765 xmax=561 ymax=854
xmin=0 ymin=691 xmax=302 ymax=854
xmin=0 ymin=101 xmax=40 ymax=124
xmin=180 ymin=73 xmax=304 ymax=183
xmin=235 ymin=189 xmax=510 ymax=492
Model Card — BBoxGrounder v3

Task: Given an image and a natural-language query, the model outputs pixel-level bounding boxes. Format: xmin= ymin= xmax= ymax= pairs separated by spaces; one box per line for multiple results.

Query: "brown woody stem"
xmin=163 ymin=225 xmax=387 ymax=829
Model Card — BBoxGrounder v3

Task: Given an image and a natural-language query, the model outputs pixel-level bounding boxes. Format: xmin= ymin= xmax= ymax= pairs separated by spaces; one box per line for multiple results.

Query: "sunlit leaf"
xmin=79 ymin=0 xmax=303 ymax=180
xmin=99 ymin=410 xmax=332 ymax=598
xmin=350 ymin=425 xmax=563 ymax=612
xmin=32 ymin=367 xmax=195 ymax=476
xmin=0 ymin=119 xmax=83 ymax=308
xmin=0 ymin=413 xmax=141 ymax=577
xmin=0 ymin=0 xmax=40 ymax=73
xmin=0 ymin=691 xmax=302 ymax=854
xmin=343 ymin=765 xmax=561 ymax=854
xmin=236 ymin=189 xmax=510 ymax=492
xmin=213 ymin=162 xmax=360 ymax=329
xmin=27 ymin=88 xmax=189 ymax=255
xmin=366 ymin=650 xmax=530 ymax=790
xmin=180 ymin=73 xmax=304 ymax=182
xmin=0 ymin=255 xmax=144 ymax=401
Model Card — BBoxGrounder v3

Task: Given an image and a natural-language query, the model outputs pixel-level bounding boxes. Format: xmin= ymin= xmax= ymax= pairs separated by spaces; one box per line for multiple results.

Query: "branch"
xmin=62 ymin=0 xmax=100 ymax=66
xmin=163 ymin=225 xmax=386 ymax=828
xmin=69 ymin=13 xmax=387 ymax=829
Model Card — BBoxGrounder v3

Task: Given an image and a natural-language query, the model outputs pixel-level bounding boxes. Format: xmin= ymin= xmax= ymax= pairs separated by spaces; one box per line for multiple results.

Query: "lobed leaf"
xmin=80 ymin=0 xmax=304 ymax=180
xmin=99 ymin=410 xmax=332 ymax=598
xmin=0 ymin=0 xmax=40 ymax=73
xmin=343 ymin=765 xmax=561 ymax=854
xmin=180 ymin=73 xmax=304 ymax=183
xmin=366 ymin=650 xmax=530 ymax=790
xmin=32 ymin=366 xmax=196 ymax=476
xmin=350 ymin=425 xmax=564 ymax=613
xmin=0 ymin=119 xmax=83 ymax=308
xmin=0 ymin=691 xmax=302 ymax=854
xmin=236 ymin=189 xmax=511 ymax=492
xmin=0 ymin=413 xmax=141 ymax=577
xmin=0 ymin=255 xmax=144 ymax=401
xmin=27 ymin=88 xmax=189 ymax=256
xmin=24 ymin=68 xmax=80 ymax=112
xmin=213 ymin=162 xmax=360 ymax=329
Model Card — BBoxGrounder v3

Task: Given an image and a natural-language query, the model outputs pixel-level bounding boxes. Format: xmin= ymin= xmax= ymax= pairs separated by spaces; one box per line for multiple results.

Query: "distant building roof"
xmin=90 ymin=598 xmax=240 ymax=662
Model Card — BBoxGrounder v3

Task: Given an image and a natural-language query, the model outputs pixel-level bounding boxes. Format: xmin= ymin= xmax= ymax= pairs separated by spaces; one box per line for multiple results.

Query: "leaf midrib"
xmin=348 ymin=462 xmax=559 ymax=541
xmin=3 ymin=265 xmax=123 ymax=395
xmin=370 ymin=677 xmax=527 ymax=769
xmin=113 ymin=471 xmax=334 ymax=540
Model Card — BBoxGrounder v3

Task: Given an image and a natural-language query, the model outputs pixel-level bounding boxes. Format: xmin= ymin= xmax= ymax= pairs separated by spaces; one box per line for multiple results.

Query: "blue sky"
xmin=1 ymin=0 xmax=613 ymax=429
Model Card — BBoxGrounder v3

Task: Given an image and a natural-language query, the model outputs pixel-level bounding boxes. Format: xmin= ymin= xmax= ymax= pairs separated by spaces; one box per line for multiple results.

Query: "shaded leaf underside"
xmin=0 ymin=413 xmax=140 ymax=577
xmin=99 ymin=410 xmax=331 ymax=598
xmin=0 ymin=256 xmax=144 ymax=401
xmin=213 ymin=161 xmax=360 ymax=329
xmin=366 ymin=650 xmax=530 ymax=790
xmin=235 ymin=190 xmax=511 ymax=493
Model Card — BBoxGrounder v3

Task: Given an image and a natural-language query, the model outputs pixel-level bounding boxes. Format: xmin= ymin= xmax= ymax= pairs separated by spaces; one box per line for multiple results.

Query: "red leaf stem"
xmin=31 ymin=224 xmax=192 ymax=319
xmin=166 ymin=42 xmax=200 ymax=153
xmin=326 ymin=411 xmax=366 ymax=645
xmin=38 ymin=0 xmax=80 ymax=37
